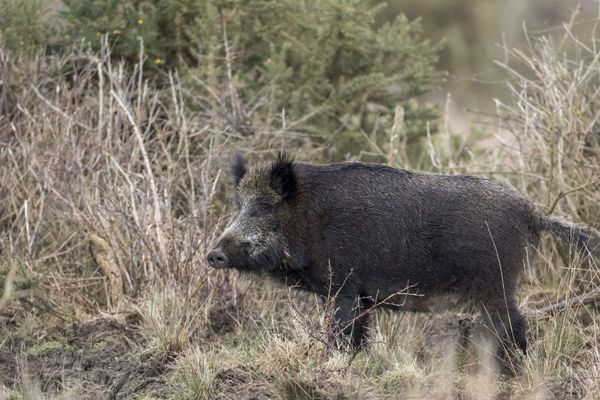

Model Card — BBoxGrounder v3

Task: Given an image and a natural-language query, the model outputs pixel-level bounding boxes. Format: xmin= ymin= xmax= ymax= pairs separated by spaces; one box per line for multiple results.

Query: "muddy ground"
xmin=0 ymin=316 xmax=171 ymax=399
xmin=0 ymin=312 xmax=469 ymax=399
xmin=0 ymin=312 xmax=589 ymax=399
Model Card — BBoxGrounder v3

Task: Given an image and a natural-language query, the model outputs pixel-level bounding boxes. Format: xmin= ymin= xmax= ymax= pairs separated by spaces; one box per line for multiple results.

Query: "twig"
xmin=110 ymin=90 xmax=167 ymax=266
xmin=30 ymin=84 xmax=92 ymax=130
xmin=534 ymin=287 xmax=600 ymax=315
xmin=547 ymin=178 xmax=600 ymax=214
xmin=388 ymin=105 xmax=404 ymax=168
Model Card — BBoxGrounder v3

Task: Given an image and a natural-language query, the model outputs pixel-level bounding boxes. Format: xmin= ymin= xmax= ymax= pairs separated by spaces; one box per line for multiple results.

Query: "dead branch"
xmin=533 ymin=287 xmax=600 ymax=316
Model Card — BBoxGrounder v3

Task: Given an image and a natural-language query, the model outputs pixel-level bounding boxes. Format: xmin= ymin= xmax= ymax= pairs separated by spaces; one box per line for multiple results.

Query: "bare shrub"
xmin=0 ymin=38 xmax=319 ymax=356
xmin=491 ymin=16 xmax=600 ymax=290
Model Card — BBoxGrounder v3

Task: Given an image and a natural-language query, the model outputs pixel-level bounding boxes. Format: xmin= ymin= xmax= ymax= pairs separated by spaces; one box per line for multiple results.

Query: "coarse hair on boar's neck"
xmin=207 ymin=154 xmax=600 ymax=360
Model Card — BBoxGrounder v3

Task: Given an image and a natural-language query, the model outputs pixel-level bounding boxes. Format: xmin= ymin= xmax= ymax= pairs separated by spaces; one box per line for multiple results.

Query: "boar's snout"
xmin=207 ymin=247 xmax=229 ymax=269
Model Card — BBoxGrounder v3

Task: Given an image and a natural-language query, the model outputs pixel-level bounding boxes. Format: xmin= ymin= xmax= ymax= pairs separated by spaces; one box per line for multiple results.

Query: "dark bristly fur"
xmin=269 ymin=153 xmax=297 ymax=199
xmin=231 ymin=153 xmax=247 ymax=187
xmin=541 ymin=216 xmax=600 ymax=256
xmin=208 ymin=154 xmax=600 ymax=357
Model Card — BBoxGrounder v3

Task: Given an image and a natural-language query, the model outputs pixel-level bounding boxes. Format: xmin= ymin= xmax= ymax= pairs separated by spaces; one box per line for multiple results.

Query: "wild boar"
xmin=207 ymin=154 xmax=599 ymax=355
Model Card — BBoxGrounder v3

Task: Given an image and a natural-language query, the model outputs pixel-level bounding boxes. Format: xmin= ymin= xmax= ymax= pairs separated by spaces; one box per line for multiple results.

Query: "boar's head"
xmin=207 ymin=153 xmax=303 ymax=273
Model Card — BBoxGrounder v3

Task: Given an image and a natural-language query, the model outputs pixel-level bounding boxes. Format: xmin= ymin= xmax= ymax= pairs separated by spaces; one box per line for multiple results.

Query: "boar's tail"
xmin=540 ymin=215 xmax=600 ymax=256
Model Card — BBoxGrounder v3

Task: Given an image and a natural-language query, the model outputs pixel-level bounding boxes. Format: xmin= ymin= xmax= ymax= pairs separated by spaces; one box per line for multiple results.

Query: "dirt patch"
xmin=550 ymin=376 xmax=588 ymax=400
xmin=0 ymin=317 xmax=171 ymax=399
xmin=208 ymin=303 xmax=240 ymax=335
xmin=213 ymin=365 xmax=276 ymax=399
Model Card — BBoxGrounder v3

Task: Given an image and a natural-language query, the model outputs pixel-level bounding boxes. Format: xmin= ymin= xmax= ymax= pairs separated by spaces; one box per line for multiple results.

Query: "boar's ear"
xmin=270 ymin=153 xmax=297 ymax=200
xmin=231 ymin=153 xmax=247 ymax=187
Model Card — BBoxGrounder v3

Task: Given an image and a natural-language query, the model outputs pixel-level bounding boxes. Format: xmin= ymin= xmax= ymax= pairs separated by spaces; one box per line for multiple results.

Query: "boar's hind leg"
xmin=333 ymin=294 xmax=373 ymax=350
xmin=480 ymin=300 xmax=528 ymax=357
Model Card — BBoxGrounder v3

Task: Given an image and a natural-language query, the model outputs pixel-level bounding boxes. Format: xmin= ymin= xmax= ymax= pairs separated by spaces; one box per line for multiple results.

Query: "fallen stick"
xmin=533 ymin=287 xmax=600 ymax=316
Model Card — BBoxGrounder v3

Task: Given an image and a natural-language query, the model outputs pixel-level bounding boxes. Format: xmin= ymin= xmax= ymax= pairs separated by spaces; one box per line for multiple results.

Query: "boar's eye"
xmin=248 ymin=203 xmax=273 ymax=217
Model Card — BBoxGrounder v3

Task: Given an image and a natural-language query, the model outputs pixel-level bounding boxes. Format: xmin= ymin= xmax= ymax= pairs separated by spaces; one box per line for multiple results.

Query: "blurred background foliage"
xmin=374 ymin=0 xmax=589 ymax=112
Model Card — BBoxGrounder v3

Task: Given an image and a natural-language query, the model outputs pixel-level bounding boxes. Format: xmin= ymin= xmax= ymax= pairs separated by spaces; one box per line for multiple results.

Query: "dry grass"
xmin=1 ymin=18 xmax=600 ymax=400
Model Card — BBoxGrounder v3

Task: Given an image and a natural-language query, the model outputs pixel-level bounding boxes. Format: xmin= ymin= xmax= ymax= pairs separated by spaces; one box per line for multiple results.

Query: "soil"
xmin=0 ymin=317 xmax=171 ymax=399
xmin=213 ymin=365 xmax=276 ymax=399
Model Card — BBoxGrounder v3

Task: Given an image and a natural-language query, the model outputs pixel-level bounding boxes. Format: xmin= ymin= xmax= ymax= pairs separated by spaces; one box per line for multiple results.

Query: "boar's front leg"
xmin=331 ymin=294 xmax=372 ymax=350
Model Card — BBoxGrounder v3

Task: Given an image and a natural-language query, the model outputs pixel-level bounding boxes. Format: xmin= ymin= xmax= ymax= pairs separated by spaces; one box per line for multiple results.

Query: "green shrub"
xmin=0 ymin=0 xmax=46 ymax=55
xmin=60 ymin=0 xmax=444 ymax=160
xmin=60 ymin=0 xmax=213 ymax=67
xmin=185 ymin=0 xmax=444 ymax=160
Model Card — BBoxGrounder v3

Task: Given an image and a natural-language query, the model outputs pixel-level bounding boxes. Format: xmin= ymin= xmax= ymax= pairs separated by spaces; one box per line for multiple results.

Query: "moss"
xmin=27 ymin=340 xmax=73 ymax=356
